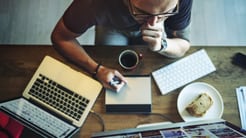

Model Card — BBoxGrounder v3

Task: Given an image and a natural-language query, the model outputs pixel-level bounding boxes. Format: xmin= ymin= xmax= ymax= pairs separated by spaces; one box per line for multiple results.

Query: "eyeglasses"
xmin=128 ymin=0 xmax=179 ymax=20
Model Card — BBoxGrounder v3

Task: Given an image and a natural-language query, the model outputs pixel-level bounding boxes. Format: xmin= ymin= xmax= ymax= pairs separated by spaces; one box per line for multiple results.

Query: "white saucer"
xmin=177 ymin=82 xmax=224 ymax=122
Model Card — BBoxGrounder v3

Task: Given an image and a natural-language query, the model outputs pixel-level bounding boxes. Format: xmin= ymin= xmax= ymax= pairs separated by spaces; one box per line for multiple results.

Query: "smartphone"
xmin=110 ymin=76 xmax=126 ymax=93
xmin=232 ymin=52 xmax=246 ymax=69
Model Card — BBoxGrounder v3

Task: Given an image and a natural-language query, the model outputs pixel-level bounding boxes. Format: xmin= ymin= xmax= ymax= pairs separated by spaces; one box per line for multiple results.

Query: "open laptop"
xmin=92 ymin=119 xmax=246 ymax=137
xmin=0 ymin=56 xmax=102 ymax=138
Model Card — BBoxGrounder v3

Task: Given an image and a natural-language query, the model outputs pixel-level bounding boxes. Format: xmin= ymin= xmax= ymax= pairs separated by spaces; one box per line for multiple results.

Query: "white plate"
xmin=177 ymin=82 xmax=224 ymax=122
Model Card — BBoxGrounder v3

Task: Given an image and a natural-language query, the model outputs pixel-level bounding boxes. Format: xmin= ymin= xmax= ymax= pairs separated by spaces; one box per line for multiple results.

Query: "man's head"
xmin=128 ymin=0 xmax=179 ymax=24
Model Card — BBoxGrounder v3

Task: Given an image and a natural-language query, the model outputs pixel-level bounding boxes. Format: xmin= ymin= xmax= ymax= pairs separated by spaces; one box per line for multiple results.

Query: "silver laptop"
xmin=0 ymin=56 xmax=102 ymax=138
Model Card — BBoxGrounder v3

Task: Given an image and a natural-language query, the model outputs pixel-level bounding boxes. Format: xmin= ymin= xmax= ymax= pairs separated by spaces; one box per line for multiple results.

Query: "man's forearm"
xmin=54 ymin=42 xmax=98 ymax=75
xmin=158 ymin=38 xmax=190 ymax=58
xmin=51 ymin=18 xmax=99 ymax=75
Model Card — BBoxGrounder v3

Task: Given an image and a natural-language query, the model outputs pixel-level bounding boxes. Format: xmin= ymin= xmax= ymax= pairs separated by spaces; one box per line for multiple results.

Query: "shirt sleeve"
xmin=62 ymin=0 xmax=97 ymax=34
xmin=165 ymin=0 xmax=193 ymax=30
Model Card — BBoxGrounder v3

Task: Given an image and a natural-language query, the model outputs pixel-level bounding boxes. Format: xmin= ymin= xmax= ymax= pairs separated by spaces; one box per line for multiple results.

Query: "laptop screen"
xmin=0 ymin=98 xmax=78 ymax=138
xmin=92 ymin=119 xmax=246 ymax=138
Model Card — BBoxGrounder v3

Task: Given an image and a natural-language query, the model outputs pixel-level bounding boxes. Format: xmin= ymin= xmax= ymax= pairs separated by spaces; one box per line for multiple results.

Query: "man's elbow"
xmin=50 ymin=18 xmax=67 ymax=46
xmin=179 ymin=41 xmax=190 ymax=57
xmin=165 ymin=39 xmax=190 ymax=58
xmin=50 ymin=29 xmax=59 ymax=46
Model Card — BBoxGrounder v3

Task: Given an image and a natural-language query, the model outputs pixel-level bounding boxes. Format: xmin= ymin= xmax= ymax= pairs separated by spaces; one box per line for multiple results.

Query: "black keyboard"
xmin=28 ymin=74 xmax=90 ymax=121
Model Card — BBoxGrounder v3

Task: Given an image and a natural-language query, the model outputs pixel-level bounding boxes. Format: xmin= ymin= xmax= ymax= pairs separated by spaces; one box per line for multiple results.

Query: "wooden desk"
xmin=0 ymin=45 xmax=245 ymax=138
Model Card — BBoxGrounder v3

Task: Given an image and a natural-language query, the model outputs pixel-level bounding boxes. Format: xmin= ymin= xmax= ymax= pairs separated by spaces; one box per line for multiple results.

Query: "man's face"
xmin=128 ymin=0 xmax=179 ymax=24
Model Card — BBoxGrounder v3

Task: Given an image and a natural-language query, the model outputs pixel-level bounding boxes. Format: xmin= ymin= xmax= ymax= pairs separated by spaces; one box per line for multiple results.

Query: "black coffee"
xmin=120 ymin=53 xmax=137 ymax=67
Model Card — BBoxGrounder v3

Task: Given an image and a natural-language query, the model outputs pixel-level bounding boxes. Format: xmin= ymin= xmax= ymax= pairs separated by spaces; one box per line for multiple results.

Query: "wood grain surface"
xmin=0 ymin=45 xmax=245 ymax=137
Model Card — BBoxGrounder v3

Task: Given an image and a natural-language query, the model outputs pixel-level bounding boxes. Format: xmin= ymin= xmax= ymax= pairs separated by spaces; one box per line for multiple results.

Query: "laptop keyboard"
xmin=1 ymin=98 xmax=76 ymax=138
xmin=28 ymin=74 xmax=90 ymax=121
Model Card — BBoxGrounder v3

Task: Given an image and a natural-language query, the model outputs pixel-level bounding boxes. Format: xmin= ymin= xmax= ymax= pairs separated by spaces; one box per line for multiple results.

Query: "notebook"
xmin=105 ymin=75 xmax=151 ymax=113
xmin=0 ymin=56 xmax=102 ymax=138
xmin=92 ymin=119 xmax=246 ymax=137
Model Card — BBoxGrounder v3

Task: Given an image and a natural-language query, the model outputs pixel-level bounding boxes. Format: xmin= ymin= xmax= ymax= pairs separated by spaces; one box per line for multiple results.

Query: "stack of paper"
xmin=236 ymin=86 xmax=246 ymax=130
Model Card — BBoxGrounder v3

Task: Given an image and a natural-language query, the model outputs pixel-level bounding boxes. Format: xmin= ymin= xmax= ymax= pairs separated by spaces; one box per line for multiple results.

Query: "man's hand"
xmin=141 ymin=18 xmax=166 ymax=51
xmin=95 ymin=65 xmax=127 ymax=91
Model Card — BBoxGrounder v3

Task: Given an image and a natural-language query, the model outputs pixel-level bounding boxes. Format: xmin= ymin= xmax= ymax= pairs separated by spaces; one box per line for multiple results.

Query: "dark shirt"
xmin=63 ymin=0 xmax=192 ymax=34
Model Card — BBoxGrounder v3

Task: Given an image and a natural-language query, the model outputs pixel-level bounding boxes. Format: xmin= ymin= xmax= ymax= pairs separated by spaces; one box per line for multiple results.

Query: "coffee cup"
xmin=118 ymin=49 xmax=141 ymax=70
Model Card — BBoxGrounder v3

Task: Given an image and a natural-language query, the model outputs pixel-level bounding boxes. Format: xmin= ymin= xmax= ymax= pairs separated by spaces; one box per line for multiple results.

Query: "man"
xmin=51 ymin=0 xmax=193 ymax=91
